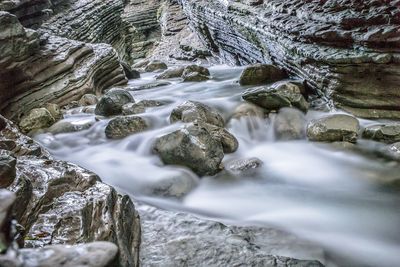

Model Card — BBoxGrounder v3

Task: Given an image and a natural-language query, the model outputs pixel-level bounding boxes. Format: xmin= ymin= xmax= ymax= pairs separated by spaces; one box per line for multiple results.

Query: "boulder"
xmin=47 ymin=120 xmax=94 ymax=135
xmin=170 ymin=101 xmax=225 ymax=127
xmin=156 ymin=67 xmax=185 ymax=79
xmin=105 ymin=116 xmax=148 ymax=139
xmin=144 ymin=61 xmax=168 ymax=72
xmin=239 ymin=64 xmax=286 ymax=86
xmin=44 ymin=103 xmax=63 ymax=121
xmin=243 ymin=82 xmax=309 ymax=112
xmin=273 ymin=108 xmax=306 ymax=140
xmin=200 ymin=122 xmax=238 ymax=153
xmin=183 ymin=72 xmax=210 ymax=82
xmin=79 ymin=94 xmax=99 ymax=106
xmin=95 ymin=89 xmax=134 ymax=116
xmin=19 ymin=108 xmax=56 ymax=134
xmin=232 ymin=103 xmax=266 ymax=119
xmin=362 ymin=124 xmax=400 ymax=144
xmin=153 ymin=123 xmax=224 ymax=176
xmin=307 ymin=114 xmax=360 ymax=143
xmin=0 ymin=150 xmax=16 ymax=188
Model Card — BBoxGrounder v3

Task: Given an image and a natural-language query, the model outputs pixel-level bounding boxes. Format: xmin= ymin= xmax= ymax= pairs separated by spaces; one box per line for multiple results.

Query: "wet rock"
xmin=156 ymin=67 xmax=185 ymax=79
xmin=153 ymin=123 xmax=224 ymax=176
xmin=105 ymin=116 xmax=148 ymax=139
xmin=44 ymin=103 xmax=63 ymax=121
xmin=132 ymin=59 xmax=150 ymax=69
xmin=200 ymin=122 xmax=238 ymax=153
xmin=79 ymin=94 xmax=98 ymax=106
xmin=243 ymin=82 xmax=309 ymax=112
xmin=19 ymin=242 xmax=118 ymax=267
xmin=239 ymin=64 xmax=286 ymax=86
xmin=170 ymin=100 xmax=225 ymax=127
xmin=274 ymin=108 xmax=306 ymax=140
xmin=0 ymin=190 xmax=15 ymax=252
xmin=95 ymin=89 xmax=134 ymax=116
xmin=122 ymin=100 xmax=166 ymax=115
xmin=47 ymin=120 xmax=94 ymax=135
xmin=225 ymin=157 xmax=263 ymax=175
xmin=379 ymin=142 xmax=400 ymax=161
xmin=0 ymin=117 xmax=6 ymax=132
xmin=0 ymin=150 xmax=16 ymax=188
xmin=232 ymin=102 xmax=266 ymax=119
xmin=121 ymin=62 xmax=140 ymax=79
xmin=127 ymin=81 xmax=171 ymax=91
xmin=144 ymin=61 xmax=168 ymax=72
xmin=19 ymin=108 xmax=56 ymax=134
xmin=362 ymin=124 xmax=400 ymax=144
xmin=62 ymin=101 xmax=80 ymax=110
xmin=307 ymin=114 xmax=360 ymax=143
xmin=183 ymin=72 xmax=210 ymax=82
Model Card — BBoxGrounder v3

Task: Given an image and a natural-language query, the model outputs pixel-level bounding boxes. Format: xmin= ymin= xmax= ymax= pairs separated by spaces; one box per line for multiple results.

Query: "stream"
xmin=34 ymin=65 xmax=400 ymax=267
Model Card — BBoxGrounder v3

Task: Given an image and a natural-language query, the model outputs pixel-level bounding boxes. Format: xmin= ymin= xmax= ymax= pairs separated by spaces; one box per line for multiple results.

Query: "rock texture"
xmin=179 ymin=0 xmax=400 ymax=119
xmin=0 ymin=115 xmax=141 ymax=267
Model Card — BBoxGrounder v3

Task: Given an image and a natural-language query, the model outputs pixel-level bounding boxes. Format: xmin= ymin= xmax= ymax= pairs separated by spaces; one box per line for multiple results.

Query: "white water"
xmin=35 ymin=65 xmax=400 ymax=267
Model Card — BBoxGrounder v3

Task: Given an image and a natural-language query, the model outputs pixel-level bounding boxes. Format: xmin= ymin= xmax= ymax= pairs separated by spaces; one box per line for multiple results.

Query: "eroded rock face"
xmin=307 ymin=114 xmax=360 ymax=143
xmin=180 ymin=0 xmax=400 ymax=119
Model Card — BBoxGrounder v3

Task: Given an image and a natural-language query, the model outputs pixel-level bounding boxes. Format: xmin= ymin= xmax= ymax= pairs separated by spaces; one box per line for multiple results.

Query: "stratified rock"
xmin=0 ymin=150 xmax=16 ymax=188
xmin=225 ymin=157 xmax=263 ymax=175
xmin=363 ymin=124 xmax=400 ymax=144
xmin=153 ymin=123 xmax=224 ymax=176
xmin=239 ymin=64 xmax=286 ymax=86
xmin=122 ymin=100 xmax=166 ymax=115
xmin=200 ymin=122 xmax=238 ymax=153
xmin=243 ymin=82 xmax=309 ymax=112
xmin=19 ymin=242 xmax=118 ymax=267
xmin=232 ymin=102 xmax=266 ymax=119
xmin=79 ymin=94 xmax=99 ymax=106
xmin=156 ymin=67 xmax=185 ymax=79
xmin=307 ymin=114 xmax=360 ymax=143
xmin=274 ymin=108 xmax=306 ymax=140
xmin=19 ymin=108 xmax=55 ymax=134
xmin=144 ymin=61 xmax=168 ymax=72
xmin=44 ymin=103 xmax=63 ymax=121
xmin=170 ymin=101 xmax=225 ymax=127
xmin=47 ymin=120 xmax=94 ymax=135
xmin=95 ymin=89 xmax=134 ymax=116
xmin=105 ymin=116 xmax=148 ymax=139
xmin=180 ymin=0 xmax=400 ymax=119
xmin=0 ymin=190 xmax=15 ymax=252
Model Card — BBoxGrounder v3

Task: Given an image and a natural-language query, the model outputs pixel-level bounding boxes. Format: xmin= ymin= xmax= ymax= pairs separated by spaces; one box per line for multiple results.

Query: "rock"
xmin=362 ymin=124 xmax=400 ymax=144
xmin=19 ymin=108 xmax=56 ymax=134
xmin=239 ymin=64 xmax=286 ymax=86
xmin=62 ymin=101 xmax=81 ymax=110
xmin=200 ymin=122 xmax=238 ymax=153
xmin=144 ymin=61 xmax=168 ymax=72
xmin=44 ymin=103 xmax=63 ymax=121
xmin=122 ymin=100 xmax=166 ymax=115
xmin=132 ymin=60 xmax=150 ymax=69
xmin=156 ymin=67 xmax=185 ymax=79
xmin=0 ymin=150 xmax=16 ymax=188
xmin=379 ymin=142 xmax=400 ymax=161
xmin=225 ymin=157 xmax=263 ymax=175
xmin=243 ymin=82 xmax=309 ymax=112
xmin=121 ymin=62 xmax=140 ymax=79
xmin=95 ymin=89 xmax=134 ymax=116
xmin=105 ymin=116 xmax=148 ymax=139
xmin=183 ymin=72 xmax=210 ymax=82
xmin=47 ymin=120 xmax=94 ymax=135
xmin=19 ymin=242 xmax=118 ymax=267
xmin=232 ymin=102 xmax=266 ymax=119
xmin=307 ymin=114 xmax=360 ymax=143
xmin=127 ymin=81 xmax=171 ymax=91
xmin=170 ymin=100 xmax=225 ymax=127
xmin=183 ymin=65 xmax=210 ymax=76
xmin=79 ymin=94 xmax=99 ymax=106
xmin=153 ymin=123 xmax=224 ymax=176
xmin=0 ymin=190 xmax=15 ymax=252
xmin=0 ymin=116 xmax=6 ymax=132
xmin=273 ymin=108 xmax=306 ymax=140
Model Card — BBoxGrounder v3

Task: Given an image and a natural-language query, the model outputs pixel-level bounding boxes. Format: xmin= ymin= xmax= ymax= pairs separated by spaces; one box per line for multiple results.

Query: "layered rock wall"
xmin=179 ymin=0 xmax=400 ymax=119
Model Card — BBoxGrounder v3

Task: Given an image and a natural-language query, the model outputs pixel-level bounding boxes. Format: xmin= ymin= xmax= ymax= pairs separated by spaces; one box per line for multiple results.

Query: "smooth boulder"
xmin=19 ymin=108 xmax=56 ymax=134
xmin=182 ymin=65 xmax=210 ymax=82
xmin=170 ymin=101 xmax=224 ymax=127
xmin=47 ymin=120 xmax=94 ymax=135
xmin=273 ymin=108 xmax=306 ymax=140
xmin=156 ymin=67 xmax=185 ymax=79
xmin=307 ymin=114 xmax=360 ymax=143
xmin=144 ymin=61 xmax=168 ymax=72
xmin=105 ymin=116 xmax=148 ymax=139
xmin=239 ymin=64 xmax=286 ymax=86
xmin=95 ymin=89 xmax=134 ymax=116
xmin=153 ymin=123 xmax=224 ymax=176
xmin=232 ymin=103 xmax=266 ymax=119
xmin=363 ymin=124 xmax=400 ymax=144
xmin=200 ymin=122 xmax=238 ymax=153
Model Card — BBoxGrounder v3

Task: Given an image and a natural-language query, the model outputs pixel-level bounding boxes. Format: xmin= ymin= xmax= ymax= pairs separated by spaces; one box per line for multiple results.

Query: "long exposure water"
xmin=35 ymin=65 xmax=400 ymax=267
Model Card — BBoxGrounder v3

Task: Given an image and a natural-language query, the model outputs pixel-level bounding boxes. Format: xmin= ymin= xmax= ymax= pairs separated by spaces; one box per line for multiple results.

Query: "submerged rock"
xmin=243 ymin=82 xmax=309 ymax=112
xmin=225 ymin=157 xmax=263 ymax=175
xmin=105 ymin=116 xmax=148 ymax=139
xmin=232 ymin=102 xmax=266 ymax=119
xmin=79 ymin=94 xmax=99 ymax=106
xmin=379 ymin=142 xmax=400 ymax=161
xmin=122 ymin=100 xmax=166 ymax=115
xmin=19 ymin=108 xmax=56 ymax=134
xmin=95 ymin=89 xmax=134 ymax=116
xmin=144 ymin=61 xmax=168 ymax=72
xmin=200 ymin=122 xmax=238 ymax=153
xmin=307 ymin=114 xmax=360 ymax=143
xmin=183 ymin=72 xmax=210 ymax=82
xmin=239 ymin=64 xmax=286 ymax=86
xmin=274 ymin=108 xmax=306 ymax=140
xmin=47 ymin=120 xmax=94 ymax=135
xmin=156 ymin=67 xmax=185 ymax=79
xmin=170 ymin=100 xmax=224 ymax=127
xmin=0 ymin=150 xmax=16 ymax=188
xmin=153 ymin=123 xmax=224 ymax=176
xmin=363 ymin=124 xmax=400 ymax=144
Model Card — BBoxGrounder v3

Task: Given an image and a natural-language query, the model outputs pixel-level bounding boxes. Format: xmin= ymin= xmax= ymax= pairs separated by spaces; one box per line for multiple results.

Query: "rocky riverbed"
xmin=1 ymin=1 xmax=400 ymax=267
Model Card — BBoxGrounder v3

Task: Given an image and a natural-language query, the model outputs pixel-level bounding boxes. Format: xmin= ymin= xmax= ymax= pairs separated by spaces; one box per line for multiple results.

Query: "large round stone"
xmin=363 ymin=123 xmax=400 ymax=144
xmin=19 ymin=108 xmax=56 ymax=134
xmin=170 ymin=101 xmax=224 ymax=127
xmin=47 ymin=120 xmax=94 ymax=135
xmin=239 ymin=64 xmax=286 ymax=86
xmin=105 ymin=116 xmax=148 ymax=139
xmin=232 ymin=103 xmax=266 ymax=119
xmin=95 ymin=89 xmax=134 ymax=116
xmin=153 ymin=123 xmax=224 ymax=176
xmin=307 ymin=114 xmax=360 ymax=143
xmin=156 ymin=67 xmax=185 ymax=79
xmin=144 ymin=61 xmax=168 ymax=72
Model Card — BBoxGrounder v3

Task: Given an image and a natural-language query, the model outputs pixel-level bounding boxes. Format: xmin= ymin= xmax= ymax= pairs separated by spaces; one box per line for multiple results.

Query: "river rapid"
xmin=34 ymin=65 xmax=400 ymax=267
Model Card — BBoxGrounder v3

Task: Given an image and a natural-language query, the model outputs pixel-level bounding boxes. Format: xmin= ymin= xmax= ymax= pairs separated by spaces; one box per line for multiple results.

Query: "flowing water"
xmin=35 ymin=65 xmax=400 ymax=267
